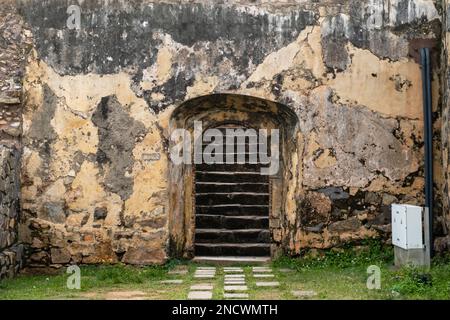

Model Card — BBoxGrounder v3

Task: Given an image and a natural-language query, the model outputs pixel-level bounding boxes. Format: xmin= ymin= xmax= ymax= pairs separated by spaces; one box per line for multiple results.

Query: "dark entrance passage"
xmin=194 ymin=125 xmax=271 ymax=257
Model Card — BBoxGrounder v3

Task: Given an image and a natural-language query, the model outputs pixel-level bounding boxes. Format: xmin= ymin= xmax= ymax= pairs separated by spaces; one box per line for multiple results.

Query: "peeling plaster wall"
xmin=14 ymin=0 xmax=446 ymax=266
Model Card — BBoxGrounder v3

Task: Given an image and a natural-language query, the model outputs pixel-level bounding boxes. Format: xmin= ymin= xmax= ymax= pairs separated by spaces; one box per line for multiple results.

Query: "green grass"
xmin=1 ymin=244 xmax=450 ymax=300
xmin=271 ymin=240 xmax=450 ymax=300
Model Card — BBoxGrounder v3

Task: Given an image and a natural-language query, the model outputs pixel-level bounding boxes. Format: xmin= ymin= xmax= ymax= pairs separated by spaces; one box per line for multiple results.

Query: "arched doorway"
xmin=194 ymin=123 xmax=271 ymax=257
xmin=168 ymin=94 xmax=299 ymax=261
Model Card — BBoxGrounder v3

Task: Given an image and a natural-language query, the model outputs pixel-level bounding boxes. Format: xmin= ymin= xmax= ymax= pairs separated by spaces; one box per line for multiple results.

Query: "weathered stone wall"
xmin=0 ymin=0 xmax=32 ymax=146
xmin=14 ymin=0 xmax=445 ymax=266
xmin=437 ymin=0 xmax=450 ymax=253
xmin=0 ymin=146 xmax=23 ymax=279
xmin=0 ymin=0 xmax=31 ymax=278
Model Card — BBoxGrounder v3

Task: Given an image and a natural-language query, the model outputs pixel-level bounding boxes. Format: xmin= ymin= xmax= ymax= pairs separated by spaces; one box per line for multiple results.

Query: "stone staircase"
xmin=194 ymin=127 xmax=271 ymax=259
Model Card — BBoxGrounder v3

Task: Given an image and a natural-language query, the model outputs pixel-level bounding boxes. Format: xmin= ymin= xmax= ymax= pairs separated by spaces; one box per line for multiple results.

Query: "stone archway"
xmin=168 ymin=94 xmax=299 ymax=260
xmin=194 ymin=122 xmax=271 ymax=258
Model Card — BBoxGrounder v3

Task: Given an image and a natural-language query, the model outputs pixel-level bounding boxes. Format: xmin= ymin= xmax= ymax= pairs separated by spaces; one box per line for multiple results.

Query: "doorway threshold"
xmin=192 ymin=256 xmax=271 ymax=265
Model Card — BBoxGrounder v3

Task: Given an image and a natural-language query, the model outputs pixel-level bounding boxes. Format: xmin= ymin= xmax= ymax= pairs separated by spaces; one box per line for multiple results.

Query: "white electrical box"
xmin=391 ymin=204 xmax=424 ymax=250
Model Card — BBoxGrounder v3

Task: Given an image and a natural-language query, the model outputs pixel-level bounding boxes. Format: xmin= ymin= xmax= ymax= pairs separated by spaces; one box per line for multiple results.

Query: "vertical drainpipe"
xmin=420 ymin=48 xmax=434 ymax=257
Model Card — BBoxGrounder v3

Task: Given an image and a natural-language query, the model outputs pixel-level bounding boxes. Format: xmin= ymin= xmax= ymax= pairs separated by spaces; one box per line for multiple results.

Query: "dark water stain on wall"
xmin=18 ymin=0 xmax=316 ymax=75
xmin=92 ymin=95 xmax=147 ymax=200
xmin=321 ymin=0 xmax=440 ymax=71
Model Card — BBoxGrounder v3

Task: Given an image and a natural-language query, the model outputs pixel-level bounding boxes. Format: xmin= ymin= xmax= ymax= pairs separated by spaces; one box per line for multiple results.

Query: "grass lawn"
xmin=1 ymin=243 xmax=449 ymax=300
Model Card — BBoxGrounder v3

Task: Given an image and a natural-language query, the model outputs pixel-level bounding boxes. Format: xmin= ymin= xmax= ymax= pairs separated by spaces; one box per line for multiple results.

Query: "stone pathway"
xmin=251 ymin=267 xmax=280 ymax=288
xmin=161 ymin=265 xmax=301 ymax=300
xmin=194 ymin=267 xmax=216 ymax=279
xmin=188 ymin=267 xmax=216 ymax=300
xmin=223 ymin=267 xmax=249 ymax=299
xmin=253 ymin=274 xmax=274 ymax=278
xmin=81 ymin=265 xmax=312 ymax=300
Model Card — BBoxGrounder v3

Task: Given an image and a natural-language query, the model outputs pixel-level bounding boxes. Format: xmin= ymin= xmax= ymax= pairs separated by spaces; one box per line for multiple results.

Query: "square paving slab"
xmin=224 ymin=285 xmax=248 ymax=292
xmin=224 ymin=268 xmax=243 ymax=273
xmin=194 ymin=275 xmax=215 ymax=279
xmin=187 ymin=291 xmax=213 ymax=300
xmin=224 ymin=281 xmax=246 ymax=285
xmin=255 ymin=281 xmax=280 ymax=287
xmin=224 ymin=293 xmax=249 ymax=299
xmin=224 ymin=278 xmax=246 ymax=281
xmin=252 ymin=269 xmax=272 ymax=273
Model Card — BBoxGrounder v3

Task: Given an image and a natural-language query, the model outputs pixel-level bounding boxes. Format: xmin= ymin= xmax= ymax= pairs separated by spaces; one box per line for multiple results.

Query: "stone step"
xmin=196 ymin=155 xmax=271 ymax=163
xmin=196 ymin=215 xmax=269 ymax=229
xmin=195 ymin=171 xmax=268 ymax=183
xmin=195 ymin=243 xmax=270 ymax=256
xmin=196 ymin=152 xmax=265 ymax=158
xmin=195 ymin=204 xmax=269 ymax=216
xmin=196 ymin=228 xmax=270 ymax=243
xmin=195 ymin=192 xmax=269 ymax=206
xmin=201 ymin=141 xmax=265 ymax=147
xmin=195 ymin=182 xmax=269 ymax=194
xmin=195 ymin=163 xmax=264 ymax=173
xmin=192 ymin=256 xmax=271 ymax=265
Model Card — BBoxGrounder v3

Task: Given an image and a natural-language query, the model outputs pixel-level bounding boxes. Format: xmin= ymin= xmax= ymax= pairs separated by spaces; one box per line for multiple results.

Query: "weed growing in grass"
xmin=273 ymin=239 xmax=394 ymax=271
xmin=390 ymin=267 xmax=433 ymax=296
xmin=387 ymin=262 xmax=450 ymax=299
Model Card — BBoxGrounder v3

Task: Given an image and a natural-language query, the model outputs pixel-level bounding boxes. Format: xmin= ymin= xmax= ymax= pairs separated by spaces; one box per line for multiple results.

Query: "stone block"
xmin=328 ymin=217 xmax=361 ymax=233
xmin=188 ymin=291 xmax=212 ymax=300
xmin=224 ymin=285 xmax=248 ymax=292
xmin=255 ymin=281 xmax=279 ymax=287
xmin=50 ymin=248 xmax=71 ymax=264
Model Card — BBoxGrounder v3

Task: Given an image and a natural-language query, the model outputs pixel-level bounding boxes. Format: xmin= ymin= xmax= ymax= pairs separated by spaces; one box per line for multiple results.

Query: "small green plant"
xmin=390 ymin=266 xmax=433 ymax=296
xmin=273 ymin=239 xmax=394 ymax=271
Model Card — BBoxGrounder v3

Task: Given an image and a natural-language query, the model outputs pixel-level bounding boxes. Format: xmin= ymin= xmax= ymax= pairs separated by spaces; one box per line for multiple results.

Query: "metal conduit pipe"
xmin=420 ymin=48 xmax=433 ymax=257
